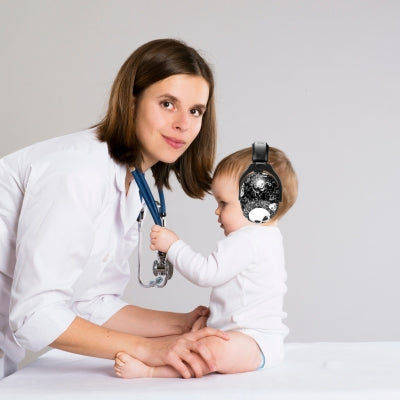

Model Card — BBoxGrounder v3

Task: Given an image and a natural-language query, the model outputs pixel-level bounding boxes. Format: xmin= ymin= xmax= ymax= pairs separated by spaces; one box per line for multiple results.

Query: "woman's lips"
xmin=163 ymin=135 xmax=186 ymax=149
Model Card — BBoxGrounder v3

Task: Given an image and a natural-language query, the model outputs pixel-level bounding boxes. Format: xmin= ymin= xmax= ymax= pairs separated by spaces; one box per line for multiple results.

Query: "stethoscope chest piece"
xmin=153 ymin=251 xmax=173 ymax=280
xmin=136 ymin=206 xmax=173 ymax=288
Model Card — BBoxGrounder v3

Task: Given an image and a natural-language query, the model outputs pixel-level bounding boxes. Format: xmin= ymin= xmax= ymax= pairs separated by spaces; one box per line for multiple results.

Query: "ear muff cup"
xmin=239 ymin=142 xmax=282 ymax=223
xmin=239 ymin=170 xmax=280 ymax=223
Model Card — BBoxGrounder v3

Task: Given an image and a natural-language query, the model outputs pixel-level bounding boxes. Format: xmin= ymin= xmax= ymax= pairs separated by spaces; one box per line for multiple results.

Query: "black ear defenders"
xmin=239 ymin=142 xmax=282 ymax=223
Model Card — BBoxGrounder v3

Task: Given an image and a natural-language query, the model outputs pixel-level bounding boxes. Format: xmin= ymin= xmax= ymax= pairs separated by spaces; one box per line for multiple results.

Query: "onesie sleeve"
xmin=9 ymin=157 xmax=104 ymax=352
xmin=167 ymin=230 xmax=255 ymax=287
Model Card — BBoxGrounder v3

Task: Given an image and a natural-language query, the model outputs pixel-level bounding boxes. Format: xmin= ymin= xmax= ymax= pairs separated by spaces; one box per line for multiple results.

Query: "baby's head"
xmin=212 ymin=146 xmax=297 ymax=235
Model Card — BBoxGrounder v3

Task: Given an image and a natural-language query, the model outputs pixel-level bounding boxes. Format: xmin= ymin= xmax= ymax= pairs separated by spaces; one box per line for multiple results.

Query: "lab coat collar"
xmin=115 ymin=163 xmax=143 ymax=234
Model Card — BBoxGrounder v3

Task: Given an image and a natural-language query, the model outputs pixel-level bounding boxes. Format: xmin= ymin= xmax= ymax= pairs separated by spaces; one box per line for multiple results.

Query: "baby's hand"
xmin=150 ymin=225 xmax=179 ymax=253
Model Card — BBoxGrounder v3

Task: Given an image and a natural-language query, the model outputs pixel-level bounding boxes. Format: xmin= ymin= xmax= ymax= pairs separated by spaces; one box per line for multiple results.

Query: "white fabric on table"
xmin=0 ymin=342 xmax=399 ymax=399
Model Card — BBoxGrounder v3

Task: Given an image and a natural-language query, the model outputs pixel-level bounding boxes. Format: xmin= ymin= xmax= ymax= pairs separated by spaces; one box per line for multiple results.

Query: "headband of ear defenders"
xmin=239 ymin=142 xmax=282 ymax=223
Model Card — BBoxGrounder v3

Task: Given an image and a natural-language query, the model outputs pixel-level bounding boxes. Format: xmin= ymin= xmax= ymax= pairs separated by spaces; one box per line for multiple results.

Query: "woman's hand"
xmin=180 ymin=305 xmax=209 ymax=333
xmin=191 ymin=315 xmax=208 ymax=331
xmin=140 ymin=328 xmax=230 ymax=378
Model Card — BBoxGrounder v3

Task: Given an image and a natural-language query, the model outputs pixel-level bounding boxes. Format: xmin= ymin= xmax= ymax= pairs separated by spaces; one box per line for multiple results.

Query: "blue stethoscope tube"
xmin=131 ymin=169 xmax=165 ymax=225
xmin=131 ymin=168 xmax=172 ymax=288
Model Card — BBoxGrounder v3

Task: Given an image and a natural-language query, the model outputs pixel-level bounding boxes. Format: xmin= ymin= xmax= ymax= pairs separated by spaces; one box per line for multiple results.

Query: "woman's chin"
xmin=159 ymin=151 xmax=185 ymax=165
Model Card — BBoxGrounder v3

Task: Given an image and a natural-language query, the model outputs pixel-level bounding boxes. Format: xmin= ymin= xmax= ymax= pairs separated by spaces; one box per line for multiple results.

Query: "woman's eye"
xmin=190 ymin=108 xmax=203 ymax=117
xmin=161 ymin=101 xmax=173 ymax=109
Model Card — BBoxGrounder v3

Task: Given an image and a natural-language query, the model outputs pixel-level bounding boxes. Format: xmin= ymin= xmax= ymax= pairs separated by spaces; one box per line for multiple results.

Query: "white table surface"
xmin=1 ymin=342 xmax=399 ymax=400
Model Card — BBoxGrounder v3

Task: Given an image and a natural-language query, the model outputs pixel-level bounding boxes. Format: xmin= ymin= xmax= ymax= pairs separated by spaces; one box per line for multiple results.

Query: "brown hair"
xmin=95 ymin=38 xmax=216 ymax=198
xmin=214 ymin=146 xmax=298 ymax=220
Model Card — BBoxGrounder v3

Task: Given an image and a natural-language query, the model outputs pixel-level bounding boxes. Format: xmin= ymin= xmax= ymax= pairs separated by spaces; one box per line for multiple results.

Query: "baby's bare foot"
xmin=114 ymin=352 xmax=153 ymax=379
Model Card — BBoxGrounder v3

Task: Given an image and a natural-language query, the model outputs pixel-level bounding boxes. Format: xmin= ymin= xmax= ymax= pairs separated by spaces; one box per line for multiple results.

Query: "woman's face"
xmin=134 ymin=74 xmax=210 ymax=171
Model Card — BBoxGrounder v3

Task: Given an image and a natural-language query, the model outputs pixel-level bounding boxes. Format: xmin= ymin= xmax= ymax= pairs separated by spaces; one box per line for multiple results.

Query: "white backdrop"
xmin=1 ymin=0 xmax=399 ymax=366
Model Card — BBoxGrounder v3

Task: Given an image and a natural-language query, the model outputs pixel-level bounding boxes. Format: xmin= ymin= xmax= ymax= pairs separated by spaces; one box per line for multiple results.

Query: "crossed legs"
xmin=114 ymin=331 xmax=262 ymax=378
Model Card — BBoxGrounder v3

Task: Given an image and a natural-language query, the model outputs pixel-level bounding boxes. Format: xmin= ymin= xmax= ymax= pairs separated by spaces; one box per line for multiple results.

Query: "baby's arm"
xmin=150 ymin=225 xmax=179 ymax=253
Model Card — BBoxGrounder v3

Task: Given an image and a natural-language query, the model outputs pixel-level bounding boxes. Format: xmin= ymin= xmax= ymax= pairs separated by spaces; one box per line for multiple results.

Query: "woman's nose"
xmin=173 ymin=110 xmax=189 ymax=131
xmin=215 ymin=207 xmax=220 ymax=216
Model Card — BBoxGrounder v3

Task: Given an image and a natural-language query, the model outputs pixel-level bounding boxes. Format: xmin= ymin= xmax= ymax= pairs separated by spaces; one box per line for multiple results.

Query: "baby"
xmin=115 ymin=145 xmax=298 ymax=378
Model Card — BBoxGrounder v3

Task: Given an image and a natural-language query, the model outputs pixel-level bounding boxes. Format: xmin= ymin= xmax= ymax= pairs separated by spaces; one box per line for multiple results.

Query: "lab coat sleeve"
xmin=166 ymin=230 xmax=255 ymax=287
xmin=10 ymin=158 xmax=104 ymax=352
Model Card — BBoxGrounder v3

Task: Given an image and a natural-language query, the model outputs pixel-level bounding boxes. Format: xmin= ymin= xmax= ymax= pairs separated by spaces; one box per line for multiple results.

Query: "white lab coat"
xmin=0 ymin=129 xmax=142 ymax=376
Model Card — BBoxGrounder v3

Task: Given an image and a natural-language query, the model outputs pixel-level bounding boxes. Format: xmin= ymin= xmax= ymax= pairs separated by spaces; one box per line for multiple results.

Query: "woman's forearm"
xmin=102 ymin=305 xmax=205 ymax=337
xmin=50 ymin=305 xmax=208 ymax=359
xmin=50 ymin=314 xmax=229 ymax=378
xmin=50 ymin=316 xmax=147 ymax=360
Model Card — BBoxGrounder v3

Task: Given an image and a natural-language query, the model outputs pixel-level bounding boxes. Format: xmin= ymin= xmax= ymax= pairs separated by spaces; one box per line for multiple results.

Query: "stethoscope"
xmin=130 ymin=168 xmax=173 ymax=288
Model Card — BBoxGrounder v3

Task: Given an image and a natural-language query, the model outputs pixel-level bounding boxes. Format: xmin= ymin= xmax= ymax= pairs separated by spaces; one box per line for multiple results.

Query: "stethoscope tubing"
xmin=131 ymin=168 xmax=172 ymax=288
xmin=131 ymin=169 xmax=165 ymax=225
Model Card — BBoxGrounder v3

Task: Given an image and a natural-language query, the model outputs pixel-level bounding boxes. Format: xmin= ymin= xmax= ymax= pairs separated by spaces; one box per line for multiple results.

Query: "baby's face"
xmin=212 ymin=175 xmax=253 ymax=236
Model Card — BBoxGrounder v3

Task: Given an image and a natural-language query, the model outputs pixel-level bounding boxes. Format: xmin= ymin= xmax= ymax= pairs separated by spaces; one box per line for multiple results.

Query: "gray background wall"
xmin=1 ymin=0 xmax=399 ymax=367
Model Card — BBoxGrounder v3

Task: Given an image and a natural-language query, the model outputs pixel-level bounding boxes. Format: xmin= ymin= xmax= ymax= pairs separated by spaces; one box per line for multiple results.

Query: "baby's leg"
xmin=114 ymin=352 xmax=180 ymax=379
xmin=114 ymin=331 xmax=261 ymax=378
xmin=198 ymin=331 xmax=262 ymax=374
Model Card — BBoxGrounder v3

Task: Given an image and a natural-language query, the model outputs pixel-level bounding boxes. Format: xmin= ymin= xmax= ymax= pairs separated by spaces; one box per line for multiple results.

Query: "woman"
xmin=0 ymin=38 xmax=228 ymax=379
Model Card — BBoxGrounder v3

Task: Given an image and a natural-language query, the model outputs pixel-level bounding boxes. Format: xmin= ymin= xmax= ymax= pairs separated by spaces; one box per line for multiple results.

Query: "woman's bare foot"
xmin=114 ymin=352 xmax=153 ymax=378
